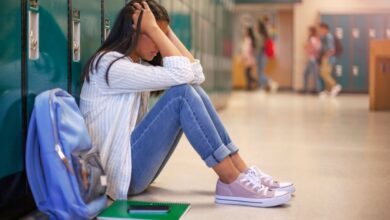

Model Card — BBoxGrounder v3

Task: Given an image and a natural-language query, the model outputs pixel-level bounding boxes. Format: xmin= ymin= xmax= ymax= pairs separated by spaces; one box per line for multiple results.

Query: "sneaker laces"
xmin=240 ymin=175 xmax=270 ymax=196
xmin=246 ymin=167 xmax=279 ymax=188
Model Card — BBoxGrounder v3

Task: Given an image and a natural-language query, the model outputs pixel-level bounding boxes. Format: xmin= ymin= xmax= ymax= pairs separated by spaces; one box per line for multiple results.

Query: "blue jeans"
xmin=128 ymin=84 xmax=239 ymax=195
xmin=303 ymin=59 xmax=322 ymax=93
xmin=256 ymin=53 xmax=269 ymax=88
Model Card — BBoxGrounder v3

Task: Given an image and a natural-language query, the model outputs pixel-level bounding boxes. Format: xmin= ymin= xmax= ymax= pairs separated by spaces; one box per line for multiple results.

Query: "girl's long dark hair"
xmin=247 ymin=27 xmax=256 ymax=49
xmin=258 ymin=21 xmax=270 ymax=40
xmin=82 ymin=0 xmax=170 ymax=85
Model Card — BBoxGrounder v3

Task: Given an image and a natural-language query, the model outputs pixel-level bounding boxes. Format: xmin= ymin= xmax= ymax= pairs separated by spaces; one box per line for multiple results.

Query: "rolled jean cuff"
xmin=226 ymin=143 xmax=239 ymax=154
xmin=204 ymin=144 xmax=231 ymax=167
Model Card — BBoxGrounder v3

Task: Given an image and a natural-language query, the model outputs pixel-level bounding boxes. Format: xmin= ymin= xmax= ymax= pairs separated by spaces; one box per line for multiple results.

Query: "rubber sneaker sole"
xmin=215 ymin=192 xmax=291 ymax=208
xmin=271 ymin=183 xmax=296 ymax=194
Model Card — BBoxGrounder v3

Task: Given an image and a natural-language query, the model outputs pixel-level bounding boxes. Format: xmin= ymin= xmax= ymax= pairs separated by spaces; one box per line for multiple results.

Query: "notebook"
xmin=97 ymin=200 xmax=191 ymax=220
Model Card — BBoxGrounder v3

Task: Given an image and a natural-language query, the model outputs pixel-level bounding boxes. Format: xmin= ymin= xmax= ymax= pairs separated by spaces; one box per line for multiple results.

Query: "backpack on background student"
xmin=264 ymin=38 xmax=275 ymax=58
xmin=317 ymin=33 xmax=343 ymax=64
xmin=26 ymin=88 xmax=107 ymax=219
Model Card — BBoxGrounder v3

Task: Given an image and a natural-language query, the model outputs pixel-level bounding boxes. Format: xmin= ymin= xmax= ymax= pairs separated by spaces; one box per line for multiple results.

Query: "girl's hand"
xmin=132 ymin=1 xmax=158 ymax=34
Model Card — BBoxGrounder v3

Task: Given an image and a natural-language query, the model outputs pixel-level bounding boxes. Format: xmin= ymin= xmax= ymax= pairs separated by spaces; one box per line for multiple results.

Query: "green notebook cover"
xmin=97 ymin=200 xmax=191 ymax=220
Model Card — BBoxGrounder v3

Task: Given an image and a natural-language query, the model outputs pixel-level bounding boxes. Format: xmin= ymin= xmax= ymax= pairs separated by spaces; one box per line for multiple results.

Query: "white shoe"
xmin=330 ymin=84 xmax=342 ymax=97
xmin=215 ymin=174 xmax=291 ymax=207
xmin=245 ymin=166 xmax=295 ymax=194
xmin=269 ymin=81 xmax=279 ymax=93
xmin=318 ymin=91 xmax=328 ymax=98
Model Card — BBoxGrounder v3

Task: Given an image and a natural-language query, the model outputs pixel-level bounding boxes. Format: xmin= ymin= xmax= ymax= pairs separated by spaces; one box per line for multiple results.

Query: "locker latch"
xmin=28 ymin=0 xmax=39 ymax=60
xmin=72 ymin=9 xmax=81 ymax=62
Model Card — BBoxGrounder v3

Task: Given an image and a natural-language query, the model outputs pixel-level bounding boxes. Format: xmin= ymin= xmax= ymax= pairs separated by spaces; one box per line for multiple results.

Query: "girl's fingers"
xmin=133 ymin=3 xmax=142 ymax=10
xmin=132 ymin=9 xmax=141 ymax=29
xmin=141 ymin=1 xmax=150 ymax=11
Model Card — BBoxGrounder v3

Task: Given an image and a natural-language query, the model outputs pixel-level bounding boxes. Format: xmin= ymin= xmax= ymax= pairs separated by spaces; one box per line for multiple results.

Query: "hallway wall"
xmin=293 ymin=0 xmax=390 ymax=91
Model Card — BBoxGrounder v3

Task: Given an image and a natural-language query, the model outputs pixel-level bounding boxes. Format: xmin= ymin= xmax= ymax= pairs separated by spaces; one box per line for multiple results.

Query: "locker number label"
xmin=335 ymin=65 xmax=343 ymax=77
xmin=352 ymin=28 xmax=360 ymax=39
xmin=352 ymin=65 xmax=359 ymax=76
xmin=335 ymin=28 xmax=343 ymax=39
xmin=369 ymin=29 xmax=376 ymax=38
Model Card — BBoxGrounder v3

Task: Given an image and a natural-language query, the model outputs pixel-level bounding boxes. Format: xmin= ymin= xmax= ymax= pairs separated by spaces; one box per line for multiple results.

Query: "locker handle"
xmin=72 ymin=9 xmax=81 ymax=62
xmin=73 ymin=41 xmax=80 ymax=57
xmin=28 ymin=10 xmax=39 ymax=60
xmin=104 ymin=19 xmax=111 ymax=40
xmin=30 ymin=31 xmax=38 ymax=51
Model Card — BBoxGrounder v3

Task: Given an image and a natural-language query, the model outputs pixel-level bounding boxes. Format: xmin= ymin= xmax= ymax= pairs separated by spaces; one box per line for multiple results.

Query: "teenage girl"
xmin=80 ymin=0 xmax=294 ymax=207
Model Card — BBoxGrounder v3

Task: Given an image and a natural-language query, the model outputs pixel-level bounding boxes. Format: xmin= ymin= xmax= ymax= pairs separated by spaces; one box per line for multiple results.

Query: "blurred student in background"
xmin=302 ymin=26 xmax=322 ymax=95
xmin=318 ymin=23 xmax=342 ymax=97
xmin=256 ymin=21 xmax=278 ymax=92
xmin=241 ymin=27 xmax=257 ymax=90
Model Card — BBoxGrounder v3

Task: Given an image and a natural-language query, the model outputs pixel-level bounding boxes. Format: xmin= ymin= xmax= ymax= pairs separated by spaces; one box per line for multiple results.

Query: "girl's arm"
xmin=167 ymin=26 xmax=205 ymax=84
xmin=167 ymin=26 xmax=195 ymax=63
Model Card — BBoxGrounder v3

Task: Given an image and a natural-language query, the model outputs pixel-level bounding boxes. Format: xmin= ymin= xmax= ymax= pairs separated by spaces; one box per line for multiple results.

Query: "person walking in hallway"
xmin=256 ymin=21 xmax=278 ymax=92
xmin=241 ymin=27 xmax=257 ymax=90
xmin=318 ymin=23 xmax=342 ymax=97
xmin=303 ymin=26 xmax=322 ymax=95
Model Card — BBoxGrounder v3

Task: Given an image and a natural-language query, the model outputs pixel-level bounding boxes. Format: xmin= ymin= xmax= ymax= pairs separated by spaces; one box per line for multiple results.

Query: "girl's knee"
xmin=128 ymin=183 xmax=149 ymax=195
xmin=168 ymin=84 xmax=197 ymax=98
xmin=169 ymin=84 xmax=191 ymax=94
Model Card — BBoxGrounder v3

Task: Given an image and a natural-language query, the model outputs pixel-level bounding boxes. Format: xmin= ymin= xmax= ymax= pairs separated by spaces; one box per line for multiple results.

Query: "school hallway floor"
xmin=130 ymin=91 xmax=390 ymax=220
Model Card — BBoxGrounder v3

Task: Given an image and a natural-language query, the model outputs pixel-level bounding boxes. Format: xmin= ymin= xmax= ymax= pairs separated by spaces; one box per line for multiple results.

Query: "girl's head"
xmin=258 ymin=21 xmax=270 ymax=40
xmin=83 ymin=0 xmax=169 ymax=83
xmin=308 ymin=26 xmax=317 ymax=37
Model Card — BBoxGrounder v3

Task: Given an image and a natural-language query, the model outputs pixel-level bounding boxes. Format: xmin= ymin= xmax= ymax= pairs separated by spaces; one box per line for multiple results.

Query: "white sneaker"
xmin=330 ymin=84 xmax=342 ymax=97
xmin=245 ymin=166 xmax=295 ymax=194
xmin=318 ymin=91 xmax=328 ymax=98
xmin=269 ymin=81 xmax=279 ymax=93
xmin=215 ymin=174 xmax=291 ymax=207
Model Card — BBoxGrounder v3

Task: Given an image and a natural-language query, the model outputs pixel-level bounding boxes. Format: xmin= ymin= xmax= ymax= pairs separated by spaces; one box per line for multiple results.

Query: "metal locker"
xmin=71 ymin=0 xmax=101 ymax=99
xmin=328 ymin=15 xmax=351 ymax=91
xmin=0 ymin=1 xmax=37 ymax=217
xmin=171 ymin=1 xmax=191 ymax=50
xmin=214 ymin=0 xmax=224 ymax=92
xmin=350 ymin=14 xmax=369 ymax=92
xmin=103 ymin=0 xmax=125 ymax=42
xmin=385 ymin=15 xmax=390 ymax=39
xmin=0 ymin=0 xmax=23 ymax=185
xmin=27 ymin=0 xmax=69 ymax=114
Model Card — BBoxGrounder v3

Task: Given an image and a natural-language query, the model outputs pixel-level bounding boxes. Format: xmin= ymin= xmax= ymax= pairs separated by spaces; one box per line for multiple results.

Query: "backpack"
xmin=26 ymin=88 xmax=107 ymax=219
xmin=334 ymin=35 xmax=343 ymax=57
xmin=264 ymin=39 xmax=275 ymax=58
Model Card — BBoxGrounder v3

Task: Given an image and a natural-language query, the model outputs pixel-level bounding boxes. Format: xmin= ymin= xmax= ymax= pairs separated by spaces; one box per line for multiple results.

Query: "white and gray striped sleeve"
xmin=95 ymin=52 xmax=195 ymax=93
xmin=190 ymin=59 xmax=205 ymax=85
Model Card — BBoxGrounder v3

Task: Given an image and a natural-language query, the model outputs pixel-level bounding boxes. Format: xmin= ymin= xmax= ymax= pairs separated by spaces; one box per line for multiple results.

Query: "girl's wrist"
xmin=145 ymin=24 xmax=160 ymax=35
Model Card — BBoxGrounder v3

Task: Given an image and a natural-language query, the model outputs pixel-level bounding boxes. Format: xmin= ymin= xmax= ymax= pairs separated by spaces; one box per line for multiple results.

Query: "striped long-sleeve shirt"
xmin=80 ymin=51 xmax=205 ymax=199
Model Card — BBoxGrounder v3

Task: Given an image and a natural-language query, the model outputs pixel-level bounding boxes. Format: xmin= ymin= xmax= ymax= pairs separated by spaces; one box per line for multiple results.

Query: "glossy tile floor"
xmin=129 ymin=91 xmax=390 ymax=220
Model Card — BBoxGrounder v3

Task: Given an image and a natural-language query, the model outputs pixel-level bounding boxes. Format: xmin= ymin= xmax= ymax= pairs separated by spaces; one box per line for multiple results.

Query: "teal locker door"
xmin=71 ymin=0 xmax=101 ymax=99
xmin=367 ymin=14 xmax=385 ymax=40
xmin=350 ymin=15 xmax=368 ymax=92
xmin=215 ymin=0 xmax=225 ymax=93
xmin=0 ymin=0 xmax=23 ymax=179
xmin=171 ymin=1 xmax=192 ymax=49
xmin=27 ymin=0 xmax=68 ymax=115
xmin=103 ymin=0 xmax=125 ymax=42
xmin=331 ymin=15 xmax=351 ymax=91
xmin=385 ymin=15 xmax=390 ymax=39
